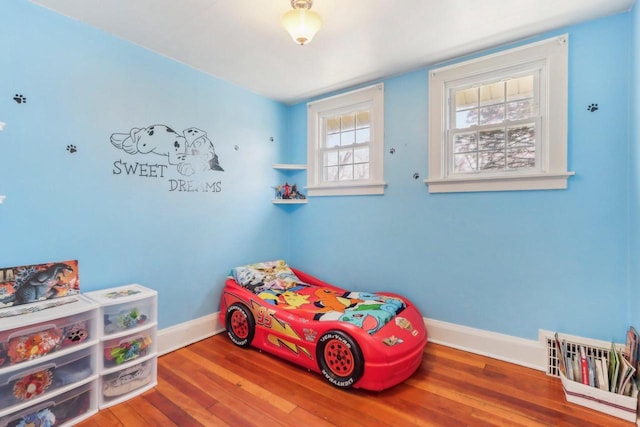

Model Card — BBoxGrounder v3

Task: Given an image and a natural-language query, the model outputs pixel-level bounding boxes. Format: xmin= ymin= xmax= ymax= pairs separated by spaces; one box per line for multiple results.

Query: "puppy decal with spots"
xmin=110 ymin=125 xmax=223 ymax=176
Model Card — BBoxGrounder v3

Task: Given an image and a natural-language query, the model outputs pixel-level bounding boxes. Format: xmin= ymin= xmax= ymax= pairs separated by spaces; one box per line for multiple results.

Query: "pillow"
xmin=231 ymin=260 xmax=304 ymax=294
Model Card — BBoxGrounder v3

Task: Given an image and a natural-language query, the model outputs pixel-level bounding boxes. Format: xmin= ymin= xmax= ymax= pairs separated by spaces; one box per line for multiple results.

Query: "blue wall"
xmin=287 ymin=13 xmax=633 ymax=342
xmin=630 ymin=2 xmax=640 ymax=329
xmin=0 ymin=1 xmax=289 ymax=329
xmin=1 ymin=1 xmax=637 ymax=344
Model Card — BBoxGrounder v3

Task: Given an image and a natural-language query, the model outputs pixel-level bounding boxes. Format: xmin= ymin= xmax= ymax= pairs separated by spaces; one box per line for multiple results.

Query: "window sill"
xmin=424 ymin=172 xmax=575 ymax=193
xmin=307 ymin=182 xmax=387 ymax=197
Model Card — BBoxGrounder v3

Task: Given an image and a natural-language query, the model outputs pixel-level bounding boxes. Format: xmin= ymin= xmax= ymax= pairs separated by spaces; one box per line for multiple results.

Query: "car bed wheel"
xmin=316 ymin=331 xmax=364 ymax=389
xmin=226 ymin=303 xmax=255 ymax=347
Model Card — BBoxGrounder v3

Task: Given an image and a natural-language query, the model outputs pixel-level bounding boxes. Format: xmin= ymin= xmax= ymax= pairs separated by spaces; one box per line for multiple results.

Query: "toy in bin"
xmin=0 ymin=321 xmax=89 ymax=368
xmin=103 ymin=361 xmax=154 ymax=397
xmin=104 ymin=335 xmax=152 ymax=366
xmin=104 ymin=308 xmax=148 ymax=334
xmin=4 ymin=384 xmax=91 ymax=427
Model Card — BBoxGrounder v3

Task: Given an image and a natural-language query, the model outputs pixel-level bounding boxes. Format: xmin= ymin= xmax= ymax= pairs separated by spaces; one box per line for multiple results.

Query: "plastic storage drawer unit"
xmin=85 ymin=284 xmax=158 ymax=409
xmin=84 ymin=284 xmax=157 ymax=337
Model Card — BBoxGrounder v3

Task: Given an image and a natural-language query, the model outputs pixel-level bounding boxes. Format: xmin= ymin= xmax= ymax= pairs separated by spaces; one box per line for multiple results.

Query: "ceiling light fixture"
xmin=282 ymin=0 xmax=322 ymax=46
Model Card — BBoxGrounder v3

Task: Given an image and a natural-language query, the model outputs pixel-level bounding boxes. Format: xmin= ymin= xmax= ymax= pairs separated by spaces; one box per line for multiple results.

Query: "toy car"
xmin=219 ymin=260 xmax=428 ymax=391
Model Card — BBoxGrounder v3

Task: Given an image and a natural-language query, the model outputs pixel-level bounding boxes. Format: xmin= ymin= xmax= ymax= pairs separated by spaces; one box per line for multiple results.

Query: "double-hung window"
xmin=426 ymin=35 xmax=573 ymax=193
xmin=307 ymin=84 xmax=385 ymax=196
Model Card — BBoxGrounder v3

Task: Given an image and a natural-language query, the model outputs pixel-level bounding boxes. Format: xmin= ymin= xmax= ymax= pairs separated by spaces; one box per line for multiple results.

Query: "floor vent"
xmin=539 ymin=330 xmax=619 ymax=377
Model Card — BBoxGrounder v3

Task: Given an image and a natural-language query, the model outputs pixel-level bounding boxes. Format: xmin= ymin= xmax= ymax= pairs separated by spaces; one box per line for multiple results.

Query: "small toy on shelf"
xmin=273 ymin=182 xmax=306 ymax=200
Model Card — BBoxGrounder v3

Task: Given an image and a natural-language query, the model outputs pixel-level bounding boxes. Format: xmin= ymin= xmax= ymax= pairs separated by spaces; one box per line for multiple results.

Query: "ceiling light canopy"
xmin=282 ymin=0 xmax=322 ymax=46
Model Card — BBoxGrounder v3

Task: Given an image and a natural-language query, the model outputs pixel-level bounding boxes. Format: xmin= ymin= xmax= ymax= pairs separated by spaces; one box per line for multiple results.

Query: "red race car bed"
xmin=219 ymin=260 xmax=427 ymax=391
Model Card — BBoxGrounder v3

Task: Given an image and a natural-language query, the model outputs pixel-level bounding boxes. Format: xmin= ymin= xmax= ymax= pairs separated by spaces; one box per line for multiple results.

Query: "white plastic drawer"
xmin=1 ymin=381 xmax=95 ymax=427
xmin=101 ymin=357 xmax=157 ymax=407
xmin=102 ymin=299 xmax=154 ymax=335
xmin=0 ymin=346 xmax=95 ymax=410
xmin=102 ymin=326 xmax=156 ymax=370
xmin=0 ymin=310 xmax=93 ymax=368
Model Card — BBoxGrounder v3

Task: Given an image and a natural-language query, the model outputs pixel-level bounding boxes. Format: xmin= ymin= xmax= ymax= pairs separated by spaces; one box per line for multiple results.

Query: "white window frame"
xmin=307 ymin=84 xmax=386 ymax=197
xmin=426 ymin=35 xmax=574 ymax=193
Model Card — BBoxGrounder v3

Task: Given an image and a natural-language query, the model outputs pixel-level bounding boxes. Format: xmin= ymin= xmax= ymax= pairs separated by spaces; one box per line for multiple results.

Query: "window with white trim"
xmin=307 ymin=84 xmax=385 ymax=196
xmin=426 ymin=35 xmax=574 ymax=193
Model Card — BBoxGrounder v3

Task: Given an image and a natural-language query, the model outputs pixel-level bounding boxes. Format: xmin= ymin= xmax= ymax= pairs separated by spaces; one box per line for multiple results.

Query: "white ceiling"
xmin=29 ymin=0 xmax=635 ymax=105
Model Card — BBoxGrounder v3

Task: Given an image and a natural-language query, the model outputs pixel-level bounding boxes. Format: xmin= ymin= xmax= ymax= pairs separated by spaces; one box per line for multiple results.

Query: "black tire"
xmin=316 ymin=330 xmax=364 ymax=389
xmin=225 ymin=303 xmax=255 ymax=348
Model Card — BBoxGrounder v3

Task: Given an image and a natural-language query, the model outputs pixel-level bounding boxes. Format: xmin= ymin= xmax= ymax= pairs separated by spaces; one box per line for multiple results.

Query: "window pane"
xmin=339 ymin=149 xmax=353 ymax=165
xmin=341 ymin=114 xmax=355 ymax=132
xmin=324 ymin=166 xmax=338 ymax=181
xmin=455 ymin=87 xmax=478 ymax=129
xmin=339 ymin=164 xmax=353 ymax=180
xmin=356 ymin=111 xmax=370 ymax=128
xmin=456 ymin=108 xmax=478 ymax=129
xmin=354 ymin=163 xmax=369 ymax=180
xmin=454 ymin=153 xmax=477 ymax=173
xmin=507 ymin=124 xmax=535 ymax=147
xmin=453 ymin=132 xmax=477 ymax=153
xmin=480 ymin=82 xmax=504 ymax=107
xmin=507 ymin=147 xmax=535 ymax=169
xmin=455 ymin=87 xmax=478 ymax=109
xmin=354 ymin=147 xmax=369 ymax=163
xmin=355 ymin=126 xmax=370 ymax=144
xmin=479 ymin=104 xmax=505 ymax=125
xmin=341 ymin=130 xmax=355 ymax=146
xmin=506 ymin=75 xmax=534 ymax=101
xmin=326 ymin=132 xmax=340 ymax=148
xmin=479 ymin=129 xmax=505 ymax=150
xmin=326 ymin=116 xmax=340 ymax=133
xmin=479 ymin=151 xmax=505 ymax=170
xmin=324 ymin=151 xmax=338 ymax=166
xmin=507 ymin=99 xmax=534 ymax=121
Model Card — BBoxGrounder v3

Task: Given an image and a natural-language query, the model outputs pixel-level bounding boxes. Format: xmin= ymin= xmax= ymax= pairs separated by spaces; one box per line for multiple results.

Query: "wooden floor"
xmin=78 ymin=334 xmax=635 ymax=427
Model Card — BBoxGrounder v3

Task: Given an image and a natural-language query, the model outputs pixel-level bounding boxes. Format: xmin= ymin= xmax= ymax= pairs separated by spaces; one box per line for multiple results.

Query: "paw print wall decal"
xmin=413 ymin=172 xmax=420 ymax=180
xmin=389 ymin=148 xmax=396 ymax=154
xmin=13 ymin=94 xmax=27 ymax=104
xmin=587 ymin=103 xmax=598 ymax=112
xmin=66 ymin=145 xmax=77 ymax=153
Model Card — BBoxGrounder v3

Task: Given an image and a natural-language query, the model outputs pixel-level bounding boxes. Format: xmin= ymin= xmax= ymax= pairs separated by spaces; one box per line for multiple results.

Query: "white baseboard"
xmin=425 ymin=318 xmax=546 ymax=371
xmin=156 ymin=312 xmax=546 ymax=371
xmin=157 ymin=313 xmax=224 ymax=356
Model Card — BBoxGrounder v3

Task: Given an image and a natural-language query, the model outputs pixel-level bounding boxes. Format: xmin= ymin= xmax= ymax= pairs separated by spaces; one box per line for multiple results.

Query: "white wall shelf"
xmin=272 ymin=199 xmax=308 ymax=205
xmin=272 ymin=163 xmax=307 ymax=170
xmin=273 ymin=163 xmax=308 ymax=204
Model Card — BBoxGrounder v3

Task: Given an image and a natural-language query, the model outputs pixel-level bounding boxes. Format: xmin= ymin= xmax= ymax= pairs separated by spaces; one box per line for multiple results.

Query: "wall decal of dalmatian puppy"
xmin=110 ymin=125 xmax=224 ymax=176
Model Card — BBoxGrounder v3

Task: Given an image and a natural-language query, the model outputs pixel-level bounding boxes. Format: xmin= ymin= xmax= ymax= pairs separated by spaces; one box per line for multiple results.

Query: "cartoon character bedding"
xmin=230 ymin=260 xmax=406 ymax=334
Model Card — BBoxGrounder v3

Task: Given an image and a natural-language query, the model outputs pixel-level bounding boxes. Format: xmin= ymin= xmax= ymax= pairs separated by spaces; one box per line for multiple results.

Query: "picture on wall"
xmin=0 ymin=260 xmax=80 ymax=308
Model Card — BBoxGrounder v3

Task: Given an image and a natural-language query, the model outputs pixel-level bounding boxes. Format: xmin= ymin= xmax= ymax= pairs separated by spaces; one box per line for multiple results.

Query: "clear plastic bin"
xmin=84 ymin=284 xmax=157 ymax=336
xmin=0 ymin=346 xmax=94 ymax=409
xmin=101 ymin=357 xmax=157 ymax=407
xmin=0 ymin=310 xmax=93 ymax=368
xmin=102 ymin=327 xmax=156 ymax=370
xmin=1 ymin=381 xmax=95 ymax=427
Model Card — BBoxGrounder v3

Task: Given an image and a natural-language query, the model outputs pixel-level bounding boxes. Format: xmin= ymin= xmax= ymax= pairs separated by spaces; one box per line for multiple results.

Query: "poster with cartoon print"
xmin=111 ymin=125 xmax=224 ymax=193
xmin=0 ymin=260 xmax=80 ymax=308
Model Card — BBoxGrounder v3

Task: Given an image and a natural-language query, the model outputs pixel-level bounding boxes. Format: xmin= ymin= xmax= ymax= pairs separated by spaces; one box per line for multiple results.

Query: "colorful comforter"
xmin=230 ymin=260 xmax=405 ymax=334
